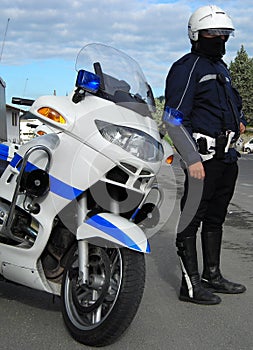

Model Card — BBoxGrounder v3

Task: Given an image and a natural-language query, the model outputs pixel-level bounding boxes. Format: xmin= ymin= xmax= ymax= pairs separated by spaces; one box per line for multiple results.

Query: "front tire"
xmin=61 ymin=244 xmax=145 ymax=347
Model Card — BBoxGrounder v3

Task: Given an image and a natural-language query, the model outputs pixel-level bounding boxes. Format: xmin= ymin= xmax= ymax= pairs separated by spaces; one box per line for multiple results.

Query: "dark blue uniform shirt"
xmin=164 ymin=52 xmax=247 ymax=162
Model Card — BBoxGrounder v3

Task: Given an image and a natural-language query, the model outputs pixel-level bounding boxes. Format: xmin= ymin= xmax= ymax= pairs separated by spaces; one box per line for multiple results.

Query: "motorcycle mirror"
xmin=76 ymin=70 xmax=100 ymax=93
xmin=12 ymin=97 xmax=35 ymax=106
xmin=146 ymin=83 xmax=156 ymax=113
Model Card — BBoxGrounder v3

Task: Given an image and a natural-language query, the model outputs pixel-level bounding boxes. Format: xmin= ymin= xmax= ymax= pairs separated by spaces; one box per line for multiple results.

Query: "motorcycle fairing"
xmin=77 ymin=212 xmax=150 ymax=253
xmin=1 ymin=133 xmax=115 ymax=203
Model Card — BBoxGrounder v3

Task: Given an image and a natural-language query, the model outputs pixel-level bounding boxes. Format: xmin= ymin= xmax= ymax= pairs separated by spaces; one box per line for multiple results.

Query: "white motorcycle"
xmin=0 ymin=43 xmax=173 ymax=347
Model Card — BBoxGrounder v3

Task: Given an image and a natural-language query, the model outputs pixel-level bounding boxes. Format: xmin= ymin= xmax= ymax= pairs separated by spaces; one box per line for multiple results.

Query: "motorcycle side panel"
xmin=1 ymin=261 xmax=54 ymax=293
xmin=0 ymin=218 xmax=57 ymax=293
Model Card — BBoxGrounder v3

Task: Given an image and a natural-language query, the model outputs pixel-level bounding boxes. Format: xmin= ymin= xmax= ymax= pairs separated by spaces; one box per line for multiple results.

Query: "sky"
xmin=1 ymin=0 xmax=253 ymax=105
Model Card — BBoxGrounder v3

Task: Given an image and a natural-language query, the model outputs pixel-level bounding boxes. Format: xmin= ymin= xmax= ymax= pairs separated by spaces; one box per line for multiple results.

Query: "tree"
xmin=153 ymin=96 xmax=165 ymax=125
xmin=153 ymin=96 xmax=173 ymax=145
xmin=229 ymin=45 xmax=253 ymax=125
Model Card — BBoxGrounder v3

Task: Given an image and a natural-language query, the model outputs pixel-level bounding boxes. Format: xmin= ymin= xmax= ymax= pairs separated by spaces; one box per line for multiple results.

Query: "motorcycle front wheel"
xmin=61 ymin=244 xmax=145 ymax=347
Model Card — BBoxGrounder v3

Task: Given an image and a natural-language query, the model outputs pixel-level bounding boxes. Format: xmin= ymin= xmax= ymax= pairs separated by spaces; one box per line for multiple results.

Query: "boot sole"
xmin=179 ymin=295 xmax=221 ymax=305
xmin=201 ymin=282 xmax=246 ymax=294
xmin=203 ymin=287 xmax=246 ymax=294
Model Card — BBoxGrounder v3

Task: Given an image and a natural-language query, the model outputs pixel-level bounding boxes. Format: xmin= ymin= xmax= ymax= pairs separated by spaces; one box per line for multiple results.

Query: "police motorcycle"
xmin=0 ymin=43 xmax=173 ymax=347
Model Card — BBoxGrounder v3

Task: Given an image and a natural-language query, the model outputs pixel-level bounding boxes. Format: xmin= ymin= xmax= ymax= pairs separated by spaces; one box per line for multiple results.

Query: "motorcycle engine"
xmin=0 ymin=200 xmax=38 ymax=244
xmin=0 ymin=202 xmax=10 ymax=235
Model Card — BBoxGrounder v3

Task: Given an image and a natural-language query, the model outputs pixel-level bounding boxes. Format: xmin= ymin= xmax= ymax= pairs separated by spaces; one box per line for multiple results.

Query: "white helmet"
xmin=188 ymin=5 xmax=234 ymax=41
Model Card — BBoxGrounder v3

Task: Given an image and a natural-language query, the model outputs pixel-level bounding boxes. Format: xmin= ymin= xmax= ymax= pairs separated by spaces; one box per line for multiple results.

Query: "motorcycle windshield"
xmin=75 ymin=43 xmax=155 ymax=116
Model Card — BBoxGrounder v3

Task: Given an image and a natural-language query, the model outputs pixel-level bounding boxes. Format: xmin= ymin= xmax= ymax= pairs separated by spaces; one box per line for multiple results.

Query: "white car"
xmin=243 ymin=138 xmax=253 ymax=153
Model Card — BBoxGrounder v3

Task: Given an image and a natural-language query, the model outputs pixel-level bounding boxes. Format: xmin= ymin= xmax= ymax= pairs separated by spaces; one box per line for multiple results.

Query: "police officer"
xmin=164 ymin=5 xmax=247 ymax=305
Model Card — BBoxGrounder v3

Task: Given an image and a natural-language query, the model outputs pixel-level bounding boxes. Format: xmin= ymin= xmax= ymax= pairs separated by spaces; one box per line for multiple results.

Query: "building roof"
xmin=6 ymin=104 xmax=25 ymax=113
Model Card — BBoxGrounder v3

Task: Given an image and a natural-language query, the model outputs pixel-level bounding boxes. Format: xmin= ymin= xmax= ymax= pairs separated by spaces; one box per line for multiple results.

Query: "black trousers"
xmin=177 ymin=158 xmax=238 ymax=240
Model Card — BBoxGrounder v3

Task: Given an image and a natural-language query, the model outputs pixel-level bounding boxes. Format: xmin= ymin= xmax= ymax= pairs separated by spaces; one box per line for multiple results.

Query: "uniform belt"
xmin=193 ymin=131 xmax=236 ymax=162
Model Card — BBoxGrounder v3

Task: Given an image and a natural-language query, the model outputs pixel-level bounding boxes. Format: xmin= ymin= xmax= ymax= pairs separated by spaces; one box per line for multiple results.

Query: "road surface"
xmin=0 ymin=154 xmax=252 ymax=350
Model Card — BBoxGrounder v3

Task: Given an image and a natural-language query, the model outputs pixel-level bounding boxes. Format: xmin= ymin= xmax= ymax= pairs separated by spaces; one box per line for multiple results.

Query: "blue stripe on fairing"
xmin=86 ymin=214 xmax=150 ymax=253
xmin=9 ymin=153 xmax=83 ymax=200
xmin=0 ymin=144 xmax=10 ymax=161
xmin=10 ymin=153 xmax=22 ymax=167
xmin=49 ymin=176 xmax=83 ymax=200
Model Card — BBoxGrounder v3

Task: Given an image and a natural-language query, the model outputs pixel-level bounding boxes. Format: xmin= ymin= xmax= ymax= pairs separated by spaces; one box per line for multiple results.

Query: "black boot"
xmin=201 ymin=231 xmax=246 ymax=294
xmin=176 ymin=236 xmax=221 ymax=305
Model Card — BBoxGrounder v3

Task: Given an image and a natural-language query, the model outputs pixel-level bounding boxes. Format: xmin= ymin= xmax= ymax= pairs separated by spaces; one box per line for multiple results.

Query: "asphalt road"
xmin=0 ymin=154 xmax=252 ymax=350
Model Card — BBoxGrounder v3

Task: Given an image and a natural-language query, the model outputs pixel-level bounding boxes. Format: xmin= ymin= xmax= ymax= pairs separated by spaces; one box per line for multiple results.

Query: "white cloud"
xmin=1 ymin=0 xmax=253 ymax=101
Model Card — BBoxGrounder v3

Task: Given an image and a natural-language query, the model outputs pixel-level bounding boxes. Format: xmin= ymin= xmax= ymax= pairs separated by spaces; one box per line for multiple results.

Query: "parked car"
xmin=236 ymin=136 xmax=243 ymax=151
xmin=243 ymin=138 xmax=253 ymax=153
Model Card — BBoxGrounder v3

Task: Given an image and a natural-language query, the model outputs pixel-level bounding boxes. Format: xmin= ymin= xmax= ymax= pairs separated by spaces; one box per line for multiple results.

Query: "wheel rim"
xmin=63 ymin=247 xmax=123 ymax=330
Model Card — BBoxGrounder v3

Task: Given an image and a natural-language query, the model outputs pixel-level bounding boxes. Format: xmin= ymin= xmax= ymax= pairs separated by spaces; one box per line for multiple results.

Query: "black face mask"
xmin=196 ymin=36 xmax=226 ymax=59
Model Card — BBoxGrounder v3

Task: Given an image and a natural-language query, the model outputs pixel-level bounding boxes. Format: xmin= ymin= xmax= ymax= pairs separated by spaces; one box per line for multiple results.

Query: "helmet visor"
xmin=204 ymin=28 xmax=234 ymax=37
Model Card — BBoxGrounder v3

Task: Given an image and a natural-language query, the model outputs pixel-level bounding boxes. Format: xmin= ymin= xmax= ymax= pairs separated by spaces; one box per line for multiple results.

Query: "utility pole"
xmin=0 ymin=18 xmax=10 ymax=141
xmin=0 ymin=18 xmax=10 ymax=63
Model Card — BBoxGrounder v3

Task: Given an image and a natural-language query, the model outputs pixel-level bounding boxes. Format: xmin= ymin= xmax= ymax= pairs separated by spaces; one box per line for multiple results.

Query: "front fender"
xmin=77 ymin=213 xmax=150 ymax=253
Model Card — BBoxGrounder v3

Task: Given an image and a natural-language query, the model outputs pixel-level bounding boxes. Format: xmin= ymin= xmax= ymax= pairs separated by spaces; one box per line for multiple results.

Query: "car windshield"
xmin=75 ymin=43 xmax=155 ymax=116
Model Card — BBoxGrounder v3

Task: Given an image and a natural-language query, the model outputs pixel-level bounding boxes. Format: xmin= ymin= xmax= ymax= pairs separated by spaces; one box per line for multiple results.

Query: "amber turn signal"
xmin=165 ymin=155 xmax=174 ymax=164
xmin=38 ymin=107 xmax=66 ymax=124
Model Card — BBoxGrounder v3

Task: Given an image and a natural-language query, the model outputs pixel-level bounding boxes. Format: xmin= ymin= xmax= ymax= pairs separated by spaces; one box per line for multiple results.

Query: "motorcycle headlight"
xmin=96 ymin=120 xmax=164 ymax=162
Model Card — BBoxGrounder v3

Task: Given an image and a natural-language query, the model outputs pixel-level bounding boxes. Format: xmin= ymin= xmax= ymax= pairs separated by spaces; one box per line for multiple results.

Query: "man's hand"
xmin=188 ymin=161 xmax=205 ymax=180
xmin=240 ymin=122 xmax=246 ymax=134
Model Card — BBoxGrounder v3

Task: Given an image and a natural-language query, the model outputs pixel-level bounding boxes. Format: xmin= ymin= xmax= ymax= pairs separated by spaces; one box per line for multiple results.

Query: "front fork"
xmin=78 ymin=240 xmax=89 ymax=285
xmin=78 ymin=239 xmax=103 ymax=323
xmin=76 ymin=181 xmax=158 ymax=285
xmin=76 ymin=193 xmax=103 ymax=323
xmin=77 ymin=193 xmax=89 ymax=285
